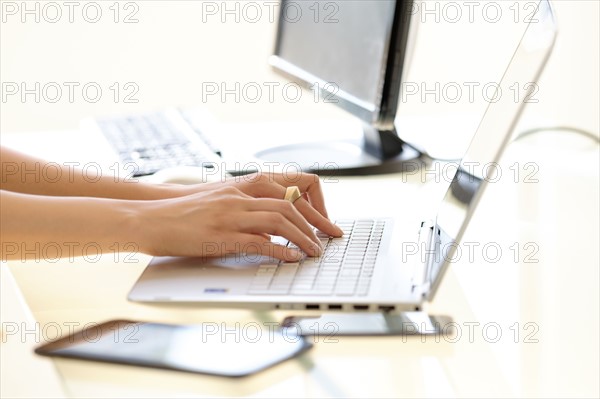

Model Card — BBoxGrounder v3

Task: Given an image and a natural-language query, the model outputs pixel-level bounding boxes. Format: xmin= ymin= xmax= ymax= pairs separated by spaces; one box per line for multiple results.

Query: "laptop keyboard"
xmin=96 ymin=111 xmax=219 ymax=177
xmin=248 ymin=220 xmax=385 ymax=296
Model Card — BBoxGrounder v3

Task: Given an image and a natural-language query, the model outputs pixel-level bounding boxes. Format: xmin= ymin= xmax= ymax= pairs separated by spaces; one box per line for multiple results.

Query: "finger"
xmin=239 ymin=176 xmax=285 ymax=199
xmin=294 ymin=197 xmax=343 ymax=237
xmin=237 ymin=212 xmax=322 ymax=257
xmin=243 ymin=198 xmax=322 ymax=246
xmin=269 ymin=174 xmax=329 ymax=218
xmin=238 ymin=173 xmax=329 ymax=219
xmin=250 ymin=183 xmax=342 ymax=237
xmin=235 ymin=178 xmax=341 ymax=236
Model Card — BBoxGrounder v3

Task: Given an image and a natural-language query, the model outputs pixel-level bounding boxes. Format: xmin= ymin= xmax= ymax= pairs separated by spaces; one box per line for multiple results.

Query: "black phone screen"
xmin=35 ymin=320 xmax=311 ymax=377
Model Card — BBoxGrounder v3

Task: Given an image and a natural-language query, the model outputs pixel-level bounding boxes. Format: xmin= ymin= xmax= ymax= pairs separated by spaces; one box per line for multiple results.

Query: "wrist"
xmin=124 ymin=197 xmax=180 ymax=256
xmin=117 ymin=199 xmax=152 ymax=255
xmin=137 ymin=182 xmax=198 ymax=200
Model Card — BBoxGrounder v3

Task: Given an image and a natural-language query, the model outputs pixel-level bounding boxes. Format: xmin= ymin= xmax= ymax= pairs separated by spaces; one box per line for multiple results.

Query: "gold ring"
xmin=284 ymin=186 xmax=302 ymax=203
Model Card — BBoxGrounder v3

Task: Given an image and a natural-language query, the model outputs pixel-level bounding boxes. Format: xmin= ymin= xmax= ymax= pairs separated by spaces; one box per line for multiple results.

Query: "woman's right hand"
xmin=136 ymin=186 xmax=325 ymax=262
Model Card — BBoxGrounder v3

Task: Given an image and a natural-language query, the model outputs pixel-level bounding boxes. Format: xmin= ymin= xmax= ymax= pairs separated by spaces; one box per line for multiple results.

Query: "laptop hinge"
xmin=411 ymin=220 xmax=440 ymax=296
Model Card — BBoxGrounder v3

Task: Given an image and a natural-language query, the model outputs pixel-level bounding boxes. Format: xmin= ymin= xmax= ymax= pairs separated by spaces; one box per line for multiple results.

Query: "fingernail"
xmin=313 ymin=237 xmax=323 ymax=249
xmin=288 ymin=248 xmax=304 ymax=261
xmin=316 ymin=242 xmax=324 ymax=255
xmin=335 ymin=225 xmax=344 ymax=236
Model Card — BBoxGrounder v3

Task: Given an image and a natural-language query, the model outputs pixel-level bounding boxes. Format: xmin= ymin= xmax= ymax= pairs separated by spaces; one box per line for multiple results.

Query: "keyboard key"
xmin=247 ymin=220 xmax=385 ymax=296
xmin=97 ymin=112 xmax=221 ymax=176
xmin=340 ymin=269 xmax=360 ymax=277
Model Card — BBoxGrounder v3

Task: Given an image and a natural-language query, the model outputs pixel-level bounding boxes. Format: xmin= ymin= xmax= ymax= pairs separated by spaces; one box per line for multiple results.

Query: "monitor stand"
xmin=255 ymin=123 xmax=422 ymax=176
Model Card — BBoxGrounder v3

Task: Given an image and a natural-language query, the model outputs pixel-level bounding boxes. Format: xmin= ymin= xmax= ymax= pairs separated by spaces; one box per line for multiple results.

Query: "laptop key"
xmin=248 ymin=220 xmax=385 ymax=296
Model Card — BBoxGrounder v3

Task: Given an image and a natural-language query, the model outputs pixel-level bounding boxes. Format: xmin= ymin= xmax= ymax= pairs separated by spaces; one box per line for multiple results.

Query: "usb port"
xmin=305 ymin=304 xmax=320 ymax=310
xmin=353 ymin=305 xmax=369 ymax=310
xmin=378 ymin=305 xmax=395 ymax=312
xmin=328 ymin=304 xmax=343 ymax=310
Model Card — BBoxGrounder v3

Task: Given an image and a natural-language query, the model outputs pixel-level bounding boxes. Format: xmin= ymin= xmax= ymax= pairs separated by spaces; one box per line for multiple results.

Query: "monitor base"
xmin=255 ymin=130 xmax=422 ymax=176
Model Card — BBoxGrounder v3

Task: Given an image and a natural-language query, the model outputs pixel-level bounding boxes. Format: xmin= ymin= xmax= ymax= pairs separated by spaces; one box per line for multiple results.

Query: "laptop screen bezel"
xmin=424 ymin=0 xmax=558 ymax=301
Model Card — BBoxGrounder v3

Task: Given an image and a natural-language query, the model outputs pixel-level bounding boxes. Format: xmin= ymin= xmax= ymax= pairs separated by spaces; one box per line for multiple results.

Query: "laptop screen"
xmin=427 ymin=0 xmax=557 ymax=298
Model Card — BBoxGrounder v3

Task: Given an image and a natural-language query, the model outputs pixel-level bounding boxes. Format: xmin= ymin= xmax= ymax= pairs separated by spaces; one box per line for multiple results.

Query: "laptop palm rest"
xmin=128 ymin=255 xmax=273 ymax=301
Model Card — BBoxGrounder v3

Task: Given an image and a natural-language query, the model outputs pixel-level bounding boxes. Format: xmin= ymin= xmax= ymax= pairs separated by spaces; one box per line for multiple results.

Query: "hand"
xmin=219 ymin=173 xmax=343 ymax=237
xmin=189 ymin=172 xmax=343 ymax=238
xmin=137 ymin=183 xmax=341 ymax=262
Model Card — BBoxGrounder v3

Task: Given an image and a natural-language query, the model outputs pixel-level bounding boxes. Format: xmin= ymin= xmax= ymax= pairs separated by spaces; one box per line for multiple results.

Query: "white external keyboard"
xmin=95 ymin=109 xmax=221 ymax=176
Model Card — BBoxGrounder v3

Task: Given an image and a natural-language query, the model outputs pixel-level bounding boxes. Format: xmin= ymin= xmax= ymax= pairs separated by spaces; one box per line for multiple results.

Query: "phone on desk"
xmin=281 ymin=313 xmax=453 ymax=336
xmin=35 ymin=320 xmax=312 ymax=377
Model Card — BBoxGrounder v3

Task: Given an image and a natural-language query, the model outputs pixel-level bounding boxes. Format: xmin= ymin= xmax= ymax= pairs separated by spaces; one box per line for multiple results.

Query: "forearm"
xmin=0 ymin=190 xmax=144 ymax=261
xmin=0 ymin=146 xmax=194 ymax=200
xmin=1 ymin=171 xmax=342 ymax=263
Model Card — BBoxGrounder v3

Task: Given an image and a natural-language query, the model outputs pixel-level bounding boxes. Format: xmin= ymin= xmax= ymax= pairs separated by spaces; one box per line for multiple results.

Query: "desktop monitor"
xmin=262 ymin=0 xmax=420 ymax=175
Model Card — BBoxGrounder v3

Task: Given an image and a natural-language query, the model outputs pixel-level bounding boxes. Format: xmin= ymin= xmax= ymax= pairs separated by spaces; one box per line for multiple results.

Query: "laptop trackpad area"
xmin=129 ymin=255 xmax=271 ymax=301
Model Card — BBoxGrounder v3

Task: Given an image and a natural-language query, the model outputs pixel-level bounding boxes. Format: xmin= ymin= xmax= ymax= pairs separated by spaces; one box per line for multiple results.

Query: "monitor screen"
xmin=271 ymin=0 xmax=410 ymax=126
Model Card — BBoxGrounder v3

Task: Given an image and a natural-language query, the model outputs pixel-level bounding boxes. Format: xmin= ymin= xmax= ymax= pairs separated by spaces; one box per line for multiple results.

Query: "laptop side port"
xmin=353 ymin=305 xmax=369 ymax=310
xmin=328 ymin=304 xmax=343 ymax=310
xmin=378 ymin=305 xmax=396 ymax=312
xmin=305 ymin=304 xmax=320 ymax=310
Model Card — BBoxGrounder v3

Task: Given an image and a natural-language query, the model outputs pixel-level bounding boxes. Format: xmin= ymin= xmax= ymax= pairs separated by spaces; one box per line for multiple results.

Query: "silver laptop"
xmin=128 ymin=1 xmax=556 ymax=311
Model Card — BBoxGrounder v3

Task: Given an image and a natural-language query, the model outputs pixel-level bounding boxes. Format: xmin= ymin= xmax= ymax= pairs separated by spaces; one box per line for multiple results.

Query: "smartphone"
xmin=35 ymin=320 xmax=311 ymax=377
xmin=281 ymin=313 xmax=453 ymax=337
